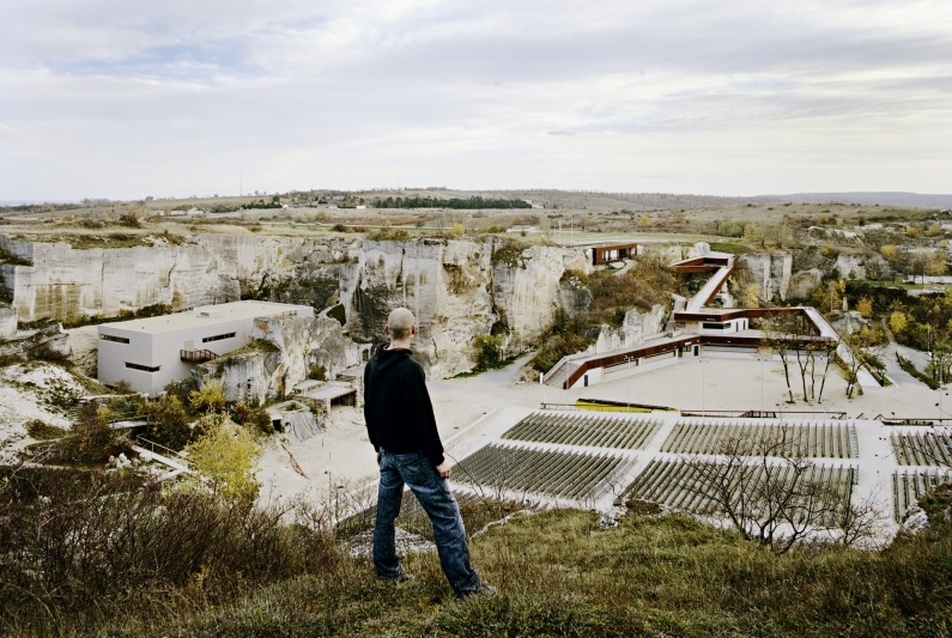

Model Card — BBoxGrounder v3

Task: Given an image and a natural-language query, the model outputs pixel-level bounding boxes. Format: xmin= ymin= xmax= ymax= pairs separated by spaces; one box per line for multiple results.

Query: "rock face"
xmin=491 ymin=243 xmax=592 ymax=349
xmin=0 ymin=324 xmax=71 ymax=363
xmin=0 ymin=233 xmax=596 ymax=380
xmin=593 ymin=305 xmax=668 ymax=353
xmin=340 ymin=238 xmax=591 ymax=378
xmin=835 ymin=252 xmax=890 ymax=281
xmin=341 ymin=238 xmax=496 ymax=377
xmin=0 ymin=306 xmax=16 ymax=339
xmin=0 ymin=236 xmax=234 ymax=324
xmin=198 ymin=314 xmax=361 ymax=404
xmin=0 ymin=234 xmax=362 ymax=325
xmin=788 ymin=269 xmax=825 ymax=301
xmin=2 ymin=231 xmax=824 ymax=382
xmin=740 ymin=253 xmax=793 ymax=302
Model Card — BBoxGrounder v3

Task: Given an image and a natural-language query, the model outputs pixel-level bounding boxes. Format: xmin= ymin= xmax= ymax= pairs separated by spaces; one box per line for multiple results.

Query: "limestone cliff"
xmin=0 ymin=236 xmax=235 ymax=324
xmin=197 ymin=314 xmax=361 ymax=404
xmin=0 ymin=232 xmax=592 ymax=379
xmin=341 ymin=238 xmax=591 ymax=378
xmin=491 ymin=243 xmax=592 ymax=351
xmin=835 ymin=252 xmax=889 ymax=280
xmin=739 ymin=252 xmax=793 ymax=302
xmin=6 ymin=233 xmax=803 ymax=369
xmin=0 ymin=234 xmax=365 ymax=325
xmin=0 ymin=306 xmax=16 ymax=339
xmin=593 ymin=305 xmax=668 ymax=353
xmin=787 ymin=269 xmax=825 ymax=301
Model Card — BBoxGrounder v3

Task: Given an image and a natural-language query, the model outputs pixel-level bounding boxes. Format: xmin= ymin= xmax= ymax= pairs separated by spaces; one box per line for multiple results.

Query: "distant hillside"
xmin=397 ymin=189 xmax=763 ymax=211
xmin=5 ymin=189 xmax=951 ymax=213
xmin=361 ymin=188 xmax=952 ymax=211
xmin=759 ymin=192 xmax=952 ymax=209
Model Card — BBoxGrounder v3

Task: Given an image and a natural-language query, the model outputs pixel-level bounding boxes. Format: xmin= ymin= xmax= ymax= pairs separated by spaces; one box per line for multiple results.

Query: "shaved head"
xmin=386 ymin=307 xmax=416 ymax=341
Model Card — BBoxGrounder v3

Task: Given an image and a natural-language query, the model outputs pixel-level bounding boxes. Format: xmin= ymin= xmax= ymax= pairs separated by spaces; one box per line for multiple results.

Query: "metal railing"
xmin=180 ymin=348 xmax=217 ymax=363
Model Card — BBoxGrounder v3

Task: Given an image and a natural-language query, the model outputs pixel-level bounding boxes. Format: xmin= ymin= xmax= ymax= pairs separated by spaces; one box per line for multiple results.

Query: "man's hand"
xmin=436 ymin=461 xmax=452 ymax=479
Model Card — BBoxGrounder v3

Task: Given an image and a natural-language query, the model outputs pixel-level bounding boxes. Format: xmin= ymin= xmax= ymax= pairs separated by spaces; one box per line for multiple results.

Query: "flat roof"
xmin=99 ymin=300 xmax=312 ymax=334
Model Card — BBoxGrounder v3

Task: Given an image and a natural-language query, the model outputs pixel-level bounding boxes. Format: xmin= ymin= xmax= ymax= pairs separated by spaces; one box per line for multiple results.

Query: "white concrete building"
xmin=97 ymin=300 xmax=314 ymax=396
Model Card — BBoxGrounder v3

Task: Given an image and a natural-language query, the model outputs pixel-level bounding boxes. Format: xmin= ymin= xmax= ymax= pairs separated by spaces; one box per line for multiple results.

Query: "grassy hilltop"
xmin=1 ymin=468 xmax=951 ymax=637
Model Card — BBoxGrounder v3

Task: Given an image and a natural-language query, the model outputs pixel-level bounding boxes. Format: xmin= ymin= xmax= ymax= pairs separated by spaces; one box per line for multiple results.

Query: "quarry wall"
xmin=0 ymin=232 xmax=822 ymax=380
xmin=0 ymin=234 xmax=591 ymax=378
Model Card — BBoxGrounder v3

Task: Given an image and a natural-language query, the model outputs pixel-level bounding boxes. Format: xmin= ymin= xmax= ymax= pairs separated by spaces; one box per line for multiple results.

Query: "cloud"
xmin=1 ymin=0 xmax=951 ymax=200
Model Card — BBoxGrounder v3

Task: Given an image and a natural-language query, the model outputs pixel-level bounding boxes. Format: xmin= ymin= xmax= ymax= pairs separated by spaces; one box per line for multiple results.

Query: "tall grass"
xmin=0 ymin=467 xmax=340 ymax=636
xmin=2 ymin=467 xmax=951 ymax=637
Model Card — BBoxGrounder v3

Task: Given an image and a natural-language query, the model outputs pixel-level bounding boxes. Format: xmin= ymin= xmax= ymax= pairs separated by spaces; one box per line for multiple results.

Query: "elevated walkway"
xmin=544 ymin=246 xmax=884 ymax=391
xmin=131 ymin=442 xmax=192 ymax=481
xmin=672 ymin=252 xmax=735 ymax=312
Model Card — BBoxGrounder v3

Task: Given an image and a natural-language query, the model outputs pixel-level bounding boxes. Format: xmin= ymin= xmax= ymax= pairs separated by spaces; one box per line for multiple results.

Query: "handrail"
xmin=180 ymin=348 xmax=217 ymax=363
xmin=879 ymin=417 xmax=952 ymax=426
xmin=135 ymin=435 xmax=191 ymax=465
xmin=679 ymin=409 xmax=848 ymax=419
xmin=541 ymin=354 xmax=575 ymax=385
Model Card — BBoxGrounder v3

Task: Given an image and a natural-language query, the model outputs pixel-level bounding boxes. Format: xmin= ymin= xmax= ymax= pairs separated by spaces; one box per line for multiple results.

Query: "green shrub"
xmin=164 ymin=377 xmax=199 ymax=412
xmin=473 ymin=333 xmax=506 ymax=370
xmin=189 ymin=381 xmax=227 ymax=414
xmin=185 ymin=415 xmax=262 ymax=502
xmin=716 ymin=220 xmax=745 ymax=237
xmin=1 ymin=491 xmax=951 ymax=636
xmin=530 ymin=330 xmax=593 ymax=374
xmin=308 ymin=363 xmax=328 ymax=381
xmin=24 ymin=419 xmax=68 ymax=440
xmin=919 ymin=483 xmax=952 ymax=527
xmin=492 ymin=238 xmax=527 ymax=267
xmin=0 ymin=469 xmax=340 ymax=635
xmin=50 ymin=403 xmax=129 ymax=464
xmin=144 ymin=393 xmax=193 ymax=450
xmin=231 ymin=402 xmax=273 ymax=436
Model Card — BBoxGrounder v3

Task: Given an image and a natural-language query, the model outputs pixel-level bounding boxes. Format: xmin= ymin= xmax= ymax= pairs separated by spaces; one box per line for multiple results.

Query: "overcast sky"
xmin=2 ymin=1 xmax=951 ymax=202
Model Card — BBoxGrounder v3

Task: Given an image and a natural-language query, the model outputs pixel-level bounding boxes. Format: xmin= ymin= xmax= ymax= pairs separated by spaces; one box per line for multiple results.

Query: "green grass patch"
xmin=2 ymin=468 xmax=952 ymax=636
xmin=24 ymin=419 xmax=68 ymax=440
xmin=52 ymin=507 xmax=952 ymax=636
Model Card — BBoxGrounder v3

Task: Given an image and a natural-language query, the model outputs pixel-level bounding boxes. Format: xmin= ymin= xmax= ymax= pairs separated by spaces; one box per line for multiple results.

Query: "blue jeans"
xmin=373 ymin=449 xmax=482 ymax=595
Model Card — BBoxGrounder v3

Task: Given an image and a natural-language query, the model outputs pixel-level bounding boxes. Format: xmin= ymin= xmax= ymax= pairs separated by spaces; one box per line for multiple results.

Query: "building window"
xmin=702 ymin=322 xmax=728 ymax=330
xmin=125 ymin=362 xmax=160 ymax=372
xmin=100 ymin=334 xmax=131 ymax=344
xmin=202 ymin=332 xmax=236 ymax=343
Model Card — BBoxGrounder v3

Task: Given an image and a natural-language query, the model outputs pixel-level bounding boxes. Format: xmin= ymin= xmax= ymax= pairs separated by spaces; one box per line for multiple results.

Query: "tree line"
xmin=372 ymin=195 xmax=532 ymax=209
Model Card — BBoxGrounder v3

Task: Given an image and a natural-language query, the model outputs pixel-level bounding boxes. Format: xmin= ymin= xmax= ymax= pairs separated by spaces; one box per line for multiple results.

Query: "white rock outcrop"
xmin=740 ymin=252 xmax=793 ymax=302
xmin=342 ymin=238 xmax=591 ymax=377
xmin=492 ymin=243 xmax=592 ymax=350
xmin=0 ymin=233 xmax=592 ymax=379
xmin=199 ymin=313 xmax=361 ymax=404
xmin=593 ymin=305 xmax=668 ymax=353
xmin=0 ymin=305 xmax=16 ymax=339
xmin=0 ymin=234 xmax=362 ymax=325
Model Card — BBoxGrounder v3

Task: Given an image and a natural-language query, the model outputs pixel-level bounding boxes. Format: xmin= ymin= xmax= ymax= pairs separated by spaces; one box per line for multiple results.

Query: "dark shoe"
xmin=379 ymin=571 xmax=414 ymax=584
xmin=457 ymin=583 xmax=497 ymax=599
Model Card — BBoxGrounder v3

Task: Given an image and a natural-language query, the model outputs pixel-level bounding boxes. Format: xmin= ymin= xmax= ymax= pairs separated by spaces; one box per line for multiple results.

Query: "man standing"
xmin=363 ymin=307 xmax=493 ymax=598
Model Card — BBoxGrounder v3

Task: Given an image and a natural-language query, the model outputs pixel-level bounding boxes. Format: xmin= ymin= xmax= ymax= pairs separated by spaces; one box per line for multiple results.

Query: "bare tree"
xmin=816 ymin=343 xmax=835 ymax=403
xmin=794 ymin=345 xmax=815 ymax=402
xmin=830 ymin=495 xmax=885 ymax=547
xmin=842 ymin=327 xmax=884 ymax=399
xmin=795 ymin=340 xmax=837 ymax=404
xmin=761 ymin=316 xmax=801 ymax=404
xmin=678 ymin=430 xmax=864 ymax=552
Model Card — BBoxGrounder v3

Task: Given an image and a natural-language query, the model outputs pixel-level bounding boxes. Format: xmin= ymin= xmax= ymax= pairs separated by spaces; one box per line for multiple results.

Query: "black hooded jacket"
xmin=363 ymin=345 xmax=445 ymax=466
